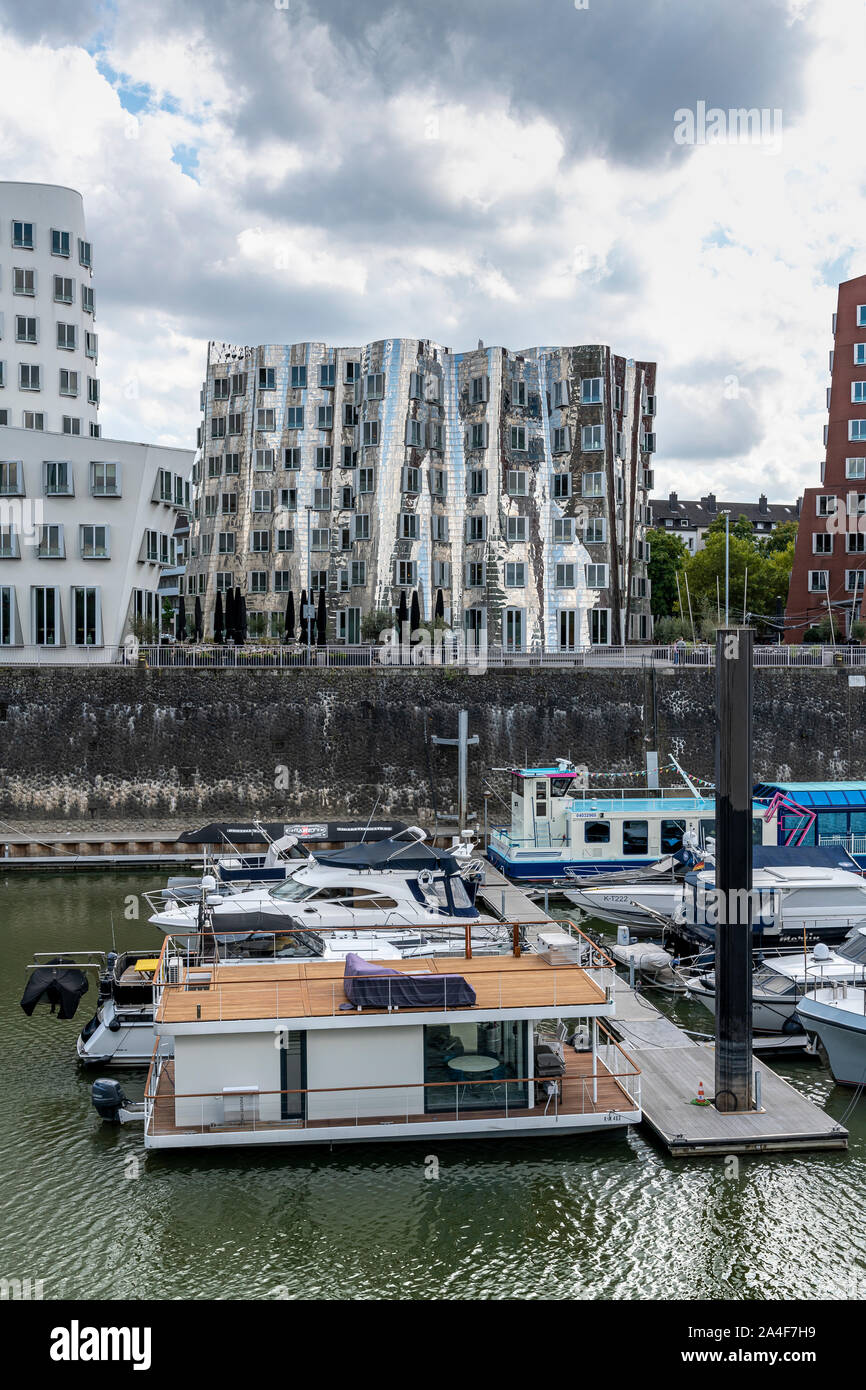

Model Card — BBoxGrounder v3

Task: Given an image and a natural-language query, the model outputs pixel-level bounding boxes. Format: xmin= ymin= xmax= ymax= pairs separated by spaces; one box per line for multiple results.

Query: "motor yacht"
xmin=796 ymin=984 xmax=866 ymax=1086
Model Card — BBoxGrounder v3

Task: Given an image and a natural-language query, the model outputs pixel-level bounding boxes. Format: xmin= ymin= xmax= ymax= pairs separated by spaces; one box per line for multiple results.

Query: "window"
xmin=51 ymin=229 xmax=70 ymax=257
xmin=846 ymin=570 xmax=865 ymax=593
xmin=846 ymin=533 xmax=865 ymax=554
xmin=342 ymin=403 xmax=356 ymax=428
xmin=506 ymin=516 xmax=526 ymax=542
xmin=53 ymin=276 xmax=73 ymax=304
xmin=344 ymin=360 xmax=360 ymax=384
xmin=365 ymin=372 xmax=384 ymax=399
xmin=23 ymin=412 xmax=44 ymax=430
xmin=357 ymin=466 xmax=374 ymax=494
xmin=511 ymin=377 xmax=527 ymax=407
xmin=427 ymin=421 xmax=444 ymax=452
xmin=846 ymin=458 xmax=866 ymax=480
xmin=552 ymin=472 xmax=571 ymax=499
xmin=552 ymin=426 xmax=570 ymax=454
xmin=583 ymin=471 xmax=603 ymax=497
xmin=315 ymin=446 xmax=332 ymax=469
xmin=589 ymin=608 xmax=610 ymax=644
xmin=468 ymin=422 xmax=488 ymax=450
xmin=553 ymin=380 xmax=570 ymax=408
xmin=581 ymin=377 xmax=602 ymax=404
xmin=250 ymin=489 xmax=270 ymax=513
xmin=581 ymin=425 xmax=604 ymax=451
xmin=853 ymin=383 xmax=866 ymax=404
xmin=352 ymin=513 xmax=370 ymax=541
xmin=258 ymin=367 xmax=275 ymax=390
xmin=255 ymin=448 xmax=276 ymax=472
xmin=213 ymin=377 xmax=230 ymax=400
xmin=623 ymin=820 xmax=649 ymax=856
xmin=405 ymin=418 xmax=424 ymax=448
xmin=642 ymin=432 xmax=656 ymax=452
xmin=12 ymin=221 xmax=34 ymax=249
xmin=90 ymin=462 xmax=119 ymax=496
xmin=585 ymin=821 xmax=610 ymax=844
xmin=470 ymin=375 xmax=489 ymax=404
xmin=317 ymin=405 xmax=333 ymax=430
xmin=433 ymin=560 xmax=451 ymax=587
xmin=813 ymin=532 xmax=833 ymax=554
xmin=211 ymin=416 xmax=226 ymax=440
xmin=310 ymin=527 xmax=330 ymax=551
xmin=13 ymin=267 xmax=35 ymax=296
xmin=465 ymin=515 xmax=487 ymax=542
xmin=468 ymin=469 xmax=487 ymax=497
xmin=15 ymin=315 xmax=37 ymax=343
xmin=59 ymin=369 xmax=79 ymax=397
xmin=80 ymin=524 xmax=109 ymax=559
xmin=465 ymin=561 xmax=485 ymax=588
xmin=221 ymin=492 xmax=238 ymax=515
xmin=290 ymin=364 xmax=307 ymax=389
xmin=78 ymin=239 xmax=92 ymax=269
xmin=808 ymin=570 xmax=828 ymax=592
xmin=57 ymin=323 xmax=77 ymax=350
xmin=312 ymin=485 xmax=330 ymax=511
xmin=858 ymin=306 xmax=866 ymax=327
xmin=0 ymin=460 xmax=23 ymax=495
xmin=256 ymin=409 xmax=275 ymax=431
xmin=19 ymin=364 xmax=40 ymax=391
xmin=218 ymin=533 xmax=235 ymax=554
xmin=230 ymin=372 xmax=247 ymax=396
xmin=44 ymin=460 xmax=72 ymax=495
xmin=402 ymin=466 xmax=421 ymax=494
xmin=286 ymin=407 xmax=304 ymax=429
xmin=553 ymin=518 xmax=574 ymax=543
xmin=505 ymin=469 xmax=527 ymax=496
xmin=81 ymin=285 xmax=94 ymax=315
xmin=249 ymin=571 xmax=268 ymax=594
xmin=319 ymin=363 xmax=335 ymax=388
xmin=399 ymin=512 xmax=419 ymax=540
xmin=32 ymin=587 xmax=60 ymax=645
xmin=586 ymin=563 xmax=609 ymax=587
xmin=510 ymin=426 xmax=526 ymax=451
xmin=817 ymin=495 xmax=837 ymax=516
xmin=585 ymin=517 xmax=606 ymax=543
xmin=0 ymin=585 xmax=16 ymax=643
xmin=849 ymin=420 xmax=866 ymax=441
xmin=362 ymin=420 xmax=380 ymax=448
xmin=432 ymin=514 xmax=449 ymax=542
xmin=87 ymin=377 xmax=99 ymax=405
xmin=394 ymin=561 xmax=417 ymax=586
xmin=555 ymin=563 xmax=575 ymax=588
xmin=228 ymin=411 xmax=243 ymax=434
xmin=36 ymin=524 xmax=64 ymax=558
xmin=855 ymin=345 xmax=866 ymax=366
xmin=350 ymin=559 xmax=367 ymax=587
xmin=505 ymin=562 xmax=526 ymax=587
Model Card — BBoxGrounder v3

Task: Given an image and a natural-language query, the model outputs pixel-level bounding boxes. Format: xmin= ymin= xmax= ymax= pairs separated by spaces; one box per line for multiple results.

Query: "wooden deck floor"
xmin=148 ymin=1045 xmax=637 ymax=1139
xmin=157 ymin=953 xmax=606 ymax=1024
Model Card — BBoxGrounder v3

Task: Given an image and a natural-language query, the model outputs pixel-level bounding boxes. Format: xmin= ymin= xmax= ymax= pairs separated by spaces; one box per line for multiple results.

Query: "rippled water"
xmin=1 ymin=871 xmax=864 ymax=1300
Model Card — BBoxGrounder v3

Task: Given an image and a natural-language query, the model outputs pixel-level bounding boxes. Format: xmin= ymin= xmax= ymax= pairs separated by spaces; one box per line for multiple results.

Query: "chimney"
xmin=669 ymin=490 xmax=678 ymax=506
xmin=705 ymin=493 xmax=717 ymax=513
xmin=758 ymin=494 xmax=768 ymax=515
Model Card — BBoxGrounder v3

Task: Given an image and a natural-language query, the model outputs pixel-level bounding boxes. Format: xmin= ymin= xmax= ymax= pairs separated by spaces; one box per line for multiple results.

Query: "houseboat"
xmin=487 ymin=764 xmax=866 ymax=881
xmin=115 ymin=925 xmax=641 ymax=1150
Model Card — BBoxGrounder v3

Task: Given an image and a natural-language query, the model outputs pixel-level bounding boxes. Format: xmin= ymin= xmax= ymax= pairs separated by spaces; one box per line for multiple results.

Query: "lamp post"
xmin=305 ymin=504 xmax=313 ymax=666
xmin=724 ymin=511 xmax=730 ymax=626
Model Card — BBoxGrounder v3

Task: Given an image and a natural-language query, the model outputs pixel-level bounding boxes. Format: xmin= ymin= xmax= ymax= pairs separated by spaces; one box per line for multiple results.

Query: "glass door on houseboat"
xmin=279 ymin=1031 xmax=306 ymax=1121
xmin=423 ymin=1021 xmax=528 ymax=1112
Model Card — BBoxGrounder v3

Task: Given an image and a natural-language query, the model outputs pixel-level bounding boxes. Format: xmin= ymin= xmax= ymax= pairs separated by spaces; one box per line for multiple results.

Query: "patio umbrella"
xmin=224 ymin=587 xmax=234 ymax=640
xmin=214 ymin=590 xmax=224 ymax=643
xmin=238 ymin=591 xmax=247 ymax=643
xmin=194 ymin=595 xmax=203 ymax=642
xmin=176 ymin=596 xmax=186 ymax=641
xmin=410 ymin=590 xmax=421 ymax=637
xmin=434 ymin=588 xmax=444 ymax=622
xmin=299 ymin=588 xmax=308 ymax=646
xmin=316 ymin=588 xmax=327 ymax=645
xmin=397 ymin=589 xmax=408 ymax=662
xmin=284 ymin=593 xmax=294 ymax=643
xmin=233 ymin=586 xmax=244 ymax=644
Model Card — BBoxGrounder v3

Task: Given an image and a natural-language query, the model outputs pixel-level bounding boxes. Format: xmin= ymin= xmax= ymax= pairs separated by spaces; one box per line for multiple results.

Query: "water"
xmin=1 ymin=871 xmax=864 ymax=1300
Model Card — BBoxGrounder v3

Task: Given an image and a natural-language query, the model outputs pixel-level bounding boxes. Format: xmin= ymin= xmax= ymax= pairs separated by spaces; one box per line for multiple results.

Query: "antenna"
xmin=361 ymin=791 xmax=382 ymax=842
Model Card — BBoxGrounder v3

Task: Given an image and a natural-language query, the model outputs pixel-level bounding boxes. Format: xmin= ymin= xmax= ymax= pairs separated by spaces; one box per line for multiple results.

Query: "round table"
xmin=446 ymin=1054 xmax=500 ymax=1076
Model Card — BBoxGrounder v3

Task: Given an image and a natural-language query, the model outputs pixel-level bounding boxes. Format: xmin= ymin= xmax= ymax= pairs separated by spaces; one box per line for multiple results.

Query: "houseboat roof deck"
xmin=560 ymin=793 xmax=718 ymax=815
xmin=156 ymin=952 xmax=608 ymax=1025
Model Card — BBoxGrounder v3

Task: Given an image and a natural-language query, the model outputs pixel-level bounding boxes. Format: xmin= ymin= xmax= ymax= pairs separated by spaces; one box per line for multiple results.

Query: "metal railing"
xmin=819 ymin=834 xmax=866 ymax=859
xmin=2 ymin=642 xmax=865 ymax=669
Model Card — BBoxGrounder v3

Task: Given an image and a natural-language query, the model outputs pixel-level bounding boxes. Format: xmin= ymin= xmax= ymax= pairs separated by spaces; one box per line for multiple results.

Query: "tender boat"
xmin=676 ymin=862 xmax=866 ymax=948
xmin=796 ymin=985 xmax=866 ymax=1086
xmin=92 ymin=922 xmax=643 ymax=1149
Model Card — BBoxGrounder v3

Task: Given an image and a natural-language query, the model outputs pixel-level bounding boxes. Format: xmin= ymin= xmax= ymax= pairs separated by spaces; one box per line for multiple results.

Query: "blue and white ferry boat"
xmin=487 ymin=763 xmax=866 ymax=882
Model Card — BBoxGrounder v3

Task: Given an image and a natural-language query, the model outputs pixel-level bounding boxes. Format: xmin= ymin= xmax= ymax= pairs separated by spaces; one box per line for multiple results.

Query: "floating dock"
xmin=480 ymin=863 xmax=849 ymax=1158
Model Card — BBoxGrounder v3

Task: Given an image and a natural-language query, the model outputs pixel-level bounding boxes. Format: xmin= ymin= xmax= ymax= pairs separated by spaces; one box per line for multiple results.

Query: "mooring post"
xmin=714 ymin=626 xmax=754 ymax=1113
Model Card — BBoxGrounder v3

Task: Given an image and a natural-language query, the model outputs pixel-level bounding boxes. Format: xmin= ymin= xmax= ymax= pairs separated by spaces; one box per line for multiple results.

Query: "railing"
xmin=820 ymin=834 xmax=866 ymax=859
xmin=2 ymin=642 xmax=866 ymax=669
xmin=144 ymin=1035 xmax=641 ymax=1138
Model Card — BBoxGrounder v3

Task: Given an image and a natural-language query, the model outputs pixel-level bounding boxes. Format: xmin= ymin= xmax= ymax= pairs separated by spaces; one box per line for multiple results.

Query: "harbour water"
xmin=2 ymin=870 xmax=864 ymax=1301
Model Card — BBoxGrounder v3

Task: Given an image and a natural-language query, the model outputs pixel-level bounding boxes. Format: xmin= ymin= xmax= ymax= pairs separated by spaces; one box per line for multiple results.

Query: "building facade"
xmin=187 ymin=339 xmax=657 ymax=647
xmin=0 ymin=426 xmax=191 ymax=654
xmin=786 ymin=275 xmax=866 ymax=640
xmin=650 ymin=491 xmax=800 ymax=555
xmin=0 ymin=182 xmax=99 ymax=437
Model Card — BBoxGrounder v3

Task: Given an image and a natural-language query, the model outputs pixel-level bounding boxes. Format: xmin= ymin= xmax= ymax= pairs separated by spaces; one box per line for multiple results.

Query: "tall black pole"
xmin=714 ymin=626 xmax=754 ymax=1112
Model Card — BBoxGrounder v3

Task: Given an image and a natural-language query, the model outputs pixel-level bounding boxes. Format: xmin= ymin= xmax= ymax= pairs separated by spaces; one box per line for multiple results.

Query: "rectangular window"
xmin=36 ymin=524 xmax=64 ymax=558
xmin=279 ymin=487 xmax=297 ymax=511
xmin=506 ymin=516 xmax=526 ymax=542
xmin=213 ymin=377 xmax=230 ymax=400
xmin=44 ymin=460 xmax=72 ymax=495
xmin=249 ymin=571 xmax=268 ymax=594
xmin=251 ymin=529 xmax=271 ymax=553
xmin=342 ymin=403 xmax=356 ymax=428
xmin=350 ymin=559 xmax=366 ymax=586
xmin=468 ymin=469 xmax=487 ymax=497
xmin=853 ymin=383 xmax=866 ymax=404
xmin=427 ymin=421 xmax=444 ymax=451
xmin=315 ymin=446 xmax=332 ymax=469
xmin=552 ymin=426 xmax=571 ymax=454
xmin=589 ymin=608 xmax=610 ymax=645
xmin=431 ymin=514 xmax=449 ymax=542
xmin=344 ymin=360 xmax=360 ymax=384
xmin=553 ymin=518 xmax=574 ymax=543
xmin=846 ymin=570 xmax=865 ymax=593
xmin=469 ymin=422 xmax=488 ymax=450
xmin=53 ymin=276 xmax=74 ymax=304
xmin=59 ymin=369 xmax=79 ymax=397
xmin=505 ymin=562 xmax=526 ymax=588
xmin=283 ymin=447 xmax=300 ymax=470
xmin=581 ymin=425 xmax=604 ymax=451
xmin=87 ymin=376 xmax=99 ymax=405
xmin=510 ymin=425 xmax=526 ymax=451
xmin=402 ymin=466 xmax=421 ymax=494
xmin=552 ymin=472 xmax=571 ymax=499
xmin=405 ymin=418 xmax=424 ymax=447
xmin=221 ymin=492 xmax=238 ymax=514
xmin=466 ymin=516 xmax=487 ymax=544
xmin=623 ymin=820 xmax=649 ymax=856
xmin=365 ymin=372 xmax=384 ymax=399
xmin=78 ymin=239 xmax=92 ymax=269
xmin=13 ymin=267 xmax=35 ymax=296
xmin=81 ymin=285 xmax=94 ymax=314
xmin=817 ymin=495 xmax=837 ymax=516
xmin=506 ymin=470 xmax=527 ymax=496
xmin=57 ymin=322 xmax=77 ymax=350
xmin=218 ymin=533 xmax=235 ymax=554
xmin=585 ymin=517 xmax=606 ymax=543
xmin=0 ymin=460 xmax=23 ymax=495
xmin=813 ymin=532 xmax=833 ymax=554
xmin=284 ymin=407 xmax=303 ymax=430
xmin=23 ymin=411 xmax=44 ymax=430
xmin=586 ymin=563 xmax=609 ymax=587
xmin=15 ymin=315 xmax=37 ymax=343
xmin=258 ymin=367 xmax=275 ymax=390
xmin=256 ymin=408 xmax=275 ymax=431
xmin=276 ymin=529 xmax=294 ymax=552
xmin=399 ymin=512 xmax=419 ymax=540
xmin=274 ymin=571 xmax=292 ymax=593
xmin=224 ymin=453 xmax=240 ymax=475
xmin=470 ymin=375 xmax=489 ymax=404
xmin=855 ymin=345 xmax=866 ymax=366
xmin=553 ymin=380 xmax=570 ymax=408
xmin=362 ymin=420 xmax=380 ymax=447
xmin=32 ymin=586 xmax=60 ymax=645
xmin=808 ymin=570 xmax=828 ymax=591
xmin=555 ymin=563 xmax=575 ymax=588
xmin=12 ymin=221 xmax=34 ymax=249
xmin=319 ymin=362 xmax=336 ymax=388
xmin=317 ymin=404 xmax=333 ymax=429
xmin=290 ymin=364 xmax=307 ymax=389
xmin=357 ymin=466 xmax=374 ymax=494
xmin=352 ymin=513 xmax=370 ymax=541
xmin=465 ymin=561 xmax=485 ymax=588
xmin=583 ymin=471 xmax=604 ymax=497
xmin=0 ymin=585 xmax=16 ymax=644
xmin=849 ymin=420 xmax=866 ymax=441
xmin=90 ymin=461 xmax=119 ymax=496
xmin=313 ymin=485 xmax=331 ymax=510
xmin=19 ymin=363 xmax=40 ymax=391
xmin=846 ymin=532 xmax=866 ymax=553
xmin=511 ymin=377 xmax=527 ymax=407
xmin=80 ymin=524 xmax=109 ymax=559
xmin=50 ymin=228 xmax=69 ymax=258
xmin=581 ymin=377 xmax=602 ymax=404
xmin=846 ymin=458 xmax=866 ymax=479
xmin=252 ymin=489 xmax=272 ymax=512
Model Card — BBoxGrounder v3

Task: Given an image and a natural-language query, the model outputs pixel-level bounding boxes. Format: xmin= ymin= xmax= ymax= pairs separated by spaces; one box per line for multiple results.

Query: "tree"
xmin=647 ymin=528 xmax=689 ymax=618
xmin=175 ymin=596 xmax=186 ymax=641
xmin=757 ymin=520 xmax=799 ymax=556
xmin=316 ymin=588 xmax=327 ymax=645
xmin=362 ymin=607 xmax=393 ymax=641
xmin=683 ymin=531 xmax=795 ymax=635
xmin=214 ymin=590 xmax=224 ymax=643
xmin=284 ymin=593 xmax=294 ymax=643
xmin=410 ymin=590 xmax=421 ymax=636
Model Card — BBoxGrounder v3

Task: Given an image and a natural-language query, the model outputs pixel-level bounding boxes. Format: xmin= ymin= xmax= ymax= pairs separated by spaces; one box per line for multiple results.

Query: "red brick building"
xmin=786 ymin=274 xmax=866 ymax=640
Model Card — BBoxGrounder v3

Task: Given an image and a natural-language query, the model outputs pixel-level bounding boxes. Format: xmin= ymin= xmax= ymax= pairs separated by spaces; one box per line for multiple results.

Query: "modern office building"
xmin=650 ymin=491 xmax=800 ymax=555
xmin=186 ymin=338 xmax=657 ymax=647
xmin=0 ymin=182 xmax=193 ymax=658
xmin=786 ymin=275 xmax=866 ymax=640
xmin=0 ymin=182 xmax=99 ymax=437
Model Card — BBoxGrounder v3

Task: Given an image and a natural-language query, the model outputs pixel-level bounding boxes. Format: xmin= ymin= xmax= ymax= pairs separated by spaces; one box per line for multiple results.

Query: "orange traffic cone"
xmin=691 ymin=1080 xmax=711 ymax=1106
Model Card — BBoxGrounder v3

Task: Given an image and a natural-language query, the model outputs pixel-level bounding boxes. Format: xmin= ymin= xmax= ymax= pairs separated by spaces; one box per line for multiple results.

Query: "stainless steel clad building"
xmin=186 ymin=338 xmax=656 ymax=648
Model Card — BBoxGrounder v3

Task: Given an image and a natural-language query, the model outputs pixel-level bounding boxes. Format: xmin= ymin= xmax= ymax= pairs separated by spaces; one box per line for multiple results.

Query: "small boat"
xmin=609 ymin=941 xmax=688 ymax=991
xmin=796 ymin=984 xmax=866 ymax=1086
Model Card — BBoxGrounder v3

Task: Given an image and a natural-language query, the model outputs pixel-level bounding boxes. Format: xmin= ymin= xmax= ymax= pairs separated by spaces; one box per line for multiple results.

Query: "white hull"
xmin=687 ymin=979 xmax=801 ymax=1034
xmin=564 ymin=884 xmax=681 ymax=926
xmin=77 ymin=1000 xmax=155 ymax=1066
xmin=796 ymin=989 xmax=866 ymax=1086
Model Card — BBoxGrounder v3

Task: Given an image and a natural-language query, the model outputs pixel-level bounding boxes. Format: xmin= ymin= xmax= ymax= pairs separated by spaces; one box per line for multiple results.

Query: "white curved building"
xmin=0 ymin=182 xmax=98 ymax=437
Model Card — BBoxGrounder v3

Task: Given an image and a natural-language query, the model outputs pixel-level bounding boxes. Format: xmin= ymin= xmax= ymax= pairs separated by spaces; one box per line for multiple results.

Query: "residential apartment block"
xmin=186 ymin=338 xmax=657 ymax=647
xmin=651 ymin=491 xmax=800 ymax=555
xmin=786 ymin=274 xmax=866 ymax=639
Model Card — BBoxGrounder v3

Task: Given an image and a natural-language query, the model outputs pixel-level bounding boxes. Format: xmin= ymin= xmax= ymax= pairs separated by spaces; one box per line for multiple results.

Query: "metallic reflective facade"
xmin=187 ymin=339 xmax=657 ymax=645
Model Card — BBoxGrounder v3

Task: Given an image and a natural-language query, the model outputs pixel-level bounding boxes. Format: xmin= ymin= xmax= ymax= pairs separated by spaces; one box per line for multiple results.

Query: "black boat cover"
xmin=342 ymin=952 xmax=476 ymax=1010
xmin=315 ymin=836 xmax=461 ymax=875
xmin=20 ymin=960 xmax=89 ymax=1020
xmin=178 ymin=821 xmax=406 ymax=845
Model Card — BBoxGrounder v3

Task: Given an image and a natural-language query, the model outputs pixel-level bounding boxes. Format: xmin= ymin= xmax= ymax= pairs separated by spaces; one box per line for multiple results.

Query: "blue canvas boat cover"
xmin=315 ymin=836 xmax=461 ymax=875
xmin=343 ymin=952 xmax=476 ymax=1010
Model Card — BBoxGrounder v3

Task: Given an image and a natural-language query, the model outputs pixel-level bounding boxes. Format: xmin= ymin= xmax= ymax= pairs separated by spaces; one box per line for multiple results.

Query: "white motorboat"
xmin=564 ymin=880 xmax=684 ymax=928
xmin=685 ymin=927 xmax=866 ymax=1033
xmin=796 ymin=985 xmax=866 ymax=1086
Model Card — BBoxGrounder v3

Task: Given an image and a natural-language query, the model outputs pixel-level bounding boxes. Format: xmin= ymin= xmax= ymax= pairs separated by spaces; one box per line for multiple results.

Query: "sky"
xmin=0 ymin=0 xmax=863 ymax=502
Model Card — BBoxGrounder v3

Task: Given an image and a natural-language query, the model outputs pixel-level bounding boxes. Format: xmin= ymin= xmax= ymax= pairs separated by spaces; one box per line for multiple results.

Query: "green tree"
xmin=683 ymin=532 xmax=795 ymax=634
xmin=647 ymin=528 xmax=689 ymax=619
xmin=756 ymin=520 xmax=799 ymax=555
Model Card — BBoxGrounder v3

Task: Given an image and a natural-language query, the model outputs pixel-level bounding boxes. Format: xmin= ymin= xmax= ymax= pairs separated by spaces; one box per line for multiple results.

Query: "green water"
xmin=1 ymin=871 xmax=864 ymax=1301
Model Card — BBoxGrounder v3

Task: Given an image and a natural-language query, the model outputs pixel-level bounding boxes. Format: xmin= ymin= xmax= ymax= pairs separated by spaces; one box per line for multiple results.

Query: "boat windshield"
xmin=837 ymin=928 xmax=866 ymax=966
xmin=754 ymin=966 xmax=798 ymax=996
xmin=269 ymin=878 xmax=318 ymax=903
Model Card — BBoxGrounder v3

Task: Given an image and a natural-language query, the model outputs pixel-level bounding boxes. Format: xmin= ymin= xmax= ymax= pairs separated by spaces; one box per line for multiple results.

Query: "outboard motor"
xmin=91 ymin=1077 xmax=129 ymax=1123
